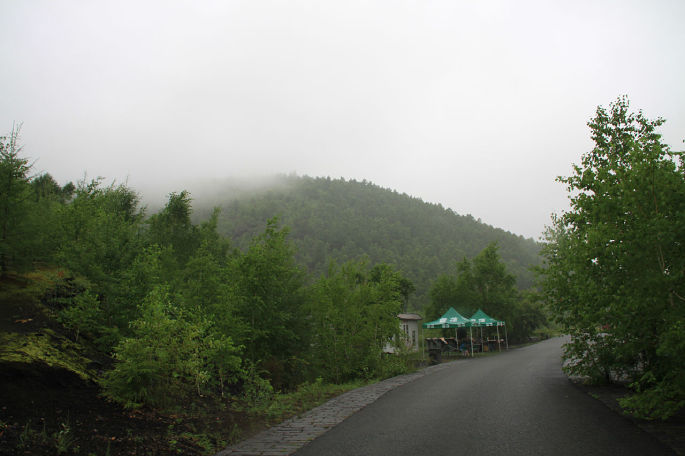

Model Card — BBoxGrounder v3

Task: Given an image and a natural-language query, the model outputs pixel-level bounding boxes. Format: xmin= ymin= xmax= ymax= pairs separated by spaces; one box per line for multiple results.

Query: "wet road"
xmin=294 ymin=338 xmax=674 ymax=456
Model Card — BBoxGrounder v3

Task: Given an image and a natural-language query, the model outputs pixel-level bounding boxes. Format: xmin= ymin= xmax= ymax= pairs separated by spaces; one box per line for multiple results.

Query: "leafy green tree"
xmin=469 ymin=243 xmax=518 ymax=320
xmin=178 ymin=208 xmax=234 ymax=314
xmin=429 ymin=245 xmax=516 ymax=318
xmin=540 ymin=96 xmax=685 ymax=419
xmin=513 ymin=290 xmax=547 ymax=340
xmin=31 ymin=173 xmax=73 ymax=203
xmin=116 ymin=245 xmax=169 ymax=327
xmin=426 ymin=274 xmax=459 ymax=321
xmin=103 ymin=286 xmax=242 ymax=407
xmin=58 ymin=290 xmax=102 ymax=343
xmin=0 ymin=125 xmax=35 ymax=275
xmin=428 ymin=243 xmax=542 ymax=342
xmin=55 ymin=179 xmax=146 ymax=344
xmin=308 ymin=261 xmax=405 ymax=383
xmin=232 ymin=218 xmax=309 ymax=389
xmin=146 ymin=190 xmax=198 ymax=269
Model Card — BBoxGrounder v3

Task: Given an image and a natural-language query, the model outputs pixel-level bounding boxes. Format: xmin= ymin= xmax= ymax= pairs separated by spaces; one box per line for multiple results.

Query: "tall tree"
xmin=56 ymin=179 xmax=145 ymax=340
xmin=0 ymin=125 xmax=33 ymax=275
xmin=469 ymin=243 xmax=518 ymax=319
xmin=232 ymin=218 xmax=308 ymax=388
xmin=429 ymin=243 xmax=518 ymax=320
xmin=540 ymin=96 xmax=685 ymax=419
xmin=427 ymin=243 xmax=540 ymax=342
xmin=308 ymin=260 xmax=405 ymax=383
xmin=147 ymin=190 xmax=198 ymax=269
xmin=426 ymin=274 xmax=459 ymax=322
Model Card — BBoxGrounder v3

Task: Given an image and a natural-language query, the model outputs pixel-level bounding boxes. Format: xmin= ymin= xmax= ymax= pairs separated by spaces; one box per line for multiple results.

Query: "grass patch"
xmin=238 ymin=377 xmax=367 ymax=424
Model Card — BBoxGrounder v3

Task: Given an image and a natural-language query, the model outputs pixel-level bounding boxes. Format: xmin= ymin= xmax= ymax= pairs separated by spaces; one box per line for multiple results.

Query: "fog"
xmin=2 ymin=0 xmax=684 ymax=239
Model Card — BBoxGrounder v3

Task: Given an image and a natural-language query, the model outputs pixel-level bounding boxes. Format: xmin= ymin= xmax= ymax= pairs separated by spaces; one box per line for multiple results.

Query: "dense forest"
xmin=188 ymin=175 xmax=542 ymax=310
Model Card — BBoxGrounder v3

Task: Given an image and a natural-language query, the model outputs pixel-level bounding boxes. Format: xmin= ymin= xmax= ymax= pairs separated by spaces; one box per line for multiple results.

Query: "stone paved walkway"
xmin=215 ymin=362 xmax=457 ymax=456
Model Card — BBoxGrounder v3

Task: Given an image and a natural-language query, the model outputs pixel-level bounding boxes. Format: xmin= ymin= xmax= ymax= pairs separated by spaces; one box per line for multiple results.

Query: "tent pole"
xmin=469 ymin=326 xmax=474 ymax=357
xmin=504 ymin=324 xmax=509 ymax=350
xmin=497 ymin=325 xmax=501 ymax=352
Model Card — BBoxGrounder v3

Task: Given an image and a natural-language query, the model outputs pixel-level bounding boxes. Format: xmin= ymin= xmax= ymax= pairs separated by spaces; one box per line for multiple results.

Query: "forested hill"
xmin=190 ymin=175 xmax=541 ymax=310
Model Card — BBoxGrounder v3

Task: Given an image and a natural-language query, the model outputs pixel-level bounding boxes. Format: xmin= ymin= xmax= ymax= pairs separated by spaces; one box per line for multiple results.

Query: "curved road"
xmin=294 ymin=337 xmax=673 ymax=456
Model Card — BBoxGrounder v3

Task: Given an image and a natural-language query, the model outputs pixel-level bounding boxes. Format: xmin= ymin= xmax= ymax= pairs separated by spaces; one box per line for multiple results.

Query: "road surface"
xmin=294 ymin=337 xmax=673 ymax=456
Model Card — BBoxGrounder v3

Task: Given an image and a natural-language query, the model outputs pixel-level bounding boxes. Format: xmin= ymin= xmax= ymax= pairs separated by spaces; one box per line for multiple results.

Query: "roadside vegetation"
xmin=539 ymin=97 xmax=685 ymax=420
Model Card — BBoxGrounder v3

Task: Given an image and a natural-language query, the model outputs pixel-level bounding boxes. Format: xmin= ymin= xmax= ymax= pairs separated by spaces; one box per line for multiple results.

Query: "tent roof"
xmin=469 ymin=309 xmax=505 ymax=327
xmin=422 ymin=307 xmax=471 ymax=328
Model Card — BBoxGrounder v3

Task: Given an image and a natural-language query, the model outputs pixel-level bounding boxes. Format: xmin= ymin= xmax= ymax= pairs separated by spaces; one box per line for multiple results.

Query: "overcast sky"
xmin=2 ymin=1 xmax=684 ymax=239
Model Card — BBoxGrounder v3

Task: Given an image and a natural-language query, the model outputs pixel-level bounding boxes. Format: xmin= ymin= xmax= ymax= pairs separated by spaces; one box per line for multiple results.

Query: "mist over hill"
xmin=188 ymin=175 xmax=541 ymax=311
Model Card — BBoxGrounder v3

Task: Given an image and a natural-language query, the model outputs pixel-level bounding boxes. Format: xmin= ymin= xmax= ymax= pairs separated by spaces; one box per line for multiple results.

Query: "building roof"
xmin=397 ymin=313 xmax=422 ymax=321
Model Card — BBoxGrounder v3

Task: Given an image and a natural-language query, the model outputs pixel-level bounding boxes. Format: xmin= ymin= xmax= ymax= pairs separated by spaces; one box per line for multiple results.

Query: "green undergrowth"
xmin=236 ymin=377 xmax=368 ymax=424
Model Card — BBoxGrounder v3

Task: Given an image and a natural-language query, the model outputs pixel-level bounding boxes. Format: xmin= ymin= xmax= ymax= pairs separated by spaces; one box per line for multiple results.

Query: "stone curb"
xmin=216 ymin=362 xmax=457 ymax=456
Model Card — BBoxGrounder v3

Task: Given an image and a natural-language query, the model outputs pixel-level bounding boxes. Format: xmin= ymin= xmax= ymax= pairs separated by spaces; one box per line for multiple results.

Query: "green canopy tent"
xmin=422 ymin=307 xmax=470 ymax=329
xmin=468 ymin=309 xmax=508 ymax=352
xmin=422 ymin=307 xmax=476 ymax=356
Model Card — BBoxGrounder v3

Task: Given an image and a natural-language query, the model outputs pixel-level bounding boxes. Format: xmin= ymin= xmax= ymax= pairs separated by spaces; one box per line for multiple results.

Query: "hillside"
xmin=190 ymin=175 xmax=541 ymax=310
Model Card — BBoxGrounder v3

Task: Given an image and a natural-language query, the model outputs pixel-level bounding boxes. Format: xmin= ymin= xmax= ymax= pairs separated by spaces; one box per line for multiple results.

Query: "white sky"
xmin=2 ymin=0 xmax=684 ymax=239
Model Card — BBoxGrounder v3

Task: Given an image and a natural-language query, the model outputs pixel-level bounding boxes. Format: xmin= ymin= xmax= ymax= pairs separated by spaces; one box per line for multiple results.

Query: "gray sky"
xmin=2 ymin=1 xmax=684 ymax=239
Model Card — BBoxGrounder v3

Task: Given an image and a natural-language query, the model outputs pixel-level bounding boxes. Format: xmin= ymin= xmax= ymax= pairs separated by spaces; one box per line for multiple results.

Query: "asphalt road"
xmin=294 ymin=337 xmax=674 ymax=456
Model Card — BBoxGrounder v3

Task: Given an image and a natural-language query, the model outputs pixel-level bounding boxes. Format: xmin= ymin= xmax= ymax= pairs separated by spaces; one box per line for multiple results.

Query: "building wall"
xmin=385 ymin=318 xmax=421 ymax=353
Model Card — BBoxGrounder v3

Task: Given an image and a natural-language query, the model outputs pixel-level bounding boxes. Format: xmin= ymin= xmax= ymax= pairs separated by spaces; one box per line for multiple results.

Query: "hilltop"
xmin=189 ymin=175 xmax=542 ymax=310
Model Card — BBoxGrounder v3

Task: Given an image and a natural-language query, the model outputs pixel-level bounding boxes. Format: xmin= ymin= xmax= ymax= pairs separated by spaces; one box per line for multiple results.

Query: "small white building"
xmin=384 ymin=313 xmax=423 ymax=353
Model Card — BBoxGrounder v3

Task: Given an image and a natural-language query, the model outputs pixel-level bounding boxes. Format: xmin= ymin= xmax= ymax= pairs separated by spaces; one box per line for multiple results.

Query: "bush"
xmin=102 ymin=287 xmax=242 ymax=408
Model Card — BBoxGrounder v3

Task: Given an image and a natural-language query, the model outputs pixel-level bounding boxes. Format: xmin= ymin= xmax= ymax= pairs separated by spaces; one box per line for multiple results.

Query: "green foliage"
xmin=147 ymin=190 xmax=198 ymax=268
xmin=17 ymin=422 xmax=42 ymax=449
xmin=237 ymin=376 xmax=366 ymax=424
xmin=55 ymin=179 xmax=146 ymax=341
xmin=428 ymin=243 xmax=544 ymax=342
xmin=308 ymin=261 xmax=405 ymax=383
xmin=0 ymin=124 xmax=41 ymax=274
xmin=193 ymin=175 xmax=541 ymax=310
xmin=53 ymin=420 xmax=76 ymax=454
xmin=58 ymin=290 xmax=102 ymax=342
xmin=232 ymin=218 xmax=309 ymax=389
xmin=539 ymin=96 xmax=685 ymax=419
xmin=102 ymin=287 xmax=242 ymax=408
xmin=238 ymin=362 xmax=275 ymax=410
xmin=425 ymin=274 xmax=459 ymax=322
